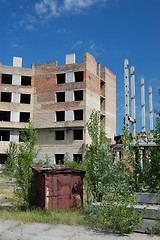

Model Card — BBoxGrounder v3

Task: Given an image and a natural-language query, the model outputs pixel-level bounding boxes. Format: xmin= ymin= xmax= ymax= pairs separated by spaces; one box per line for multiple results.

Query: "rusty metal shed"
xmin=31 ymin=165 xmax=85 ymax=210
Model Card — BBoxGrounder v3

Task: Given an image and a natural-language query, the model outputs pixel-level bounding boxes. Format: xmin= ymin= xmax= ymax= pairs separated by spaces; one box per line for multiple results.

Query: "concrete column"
xmin=11 ymin=92 xmax=20 ymax=103
xmin=13 ymin=57 xmax=22 ymax=67
xmin=124 ymin=59 xmax=129 ymax=125
xmin=131 ymin=66 xmax=136 ymax=143
xmin=66 ymin=54 xmax=75 ymax=64
xmin=12 ymin=74 xmax=21 ymax=85
xmin=11 ymin=111 xmax=19 ymax=122
xmin=66 ymin=72 xmax=75 ymax=83
xmin=65 ymin=91 xmax=74 ymax=102
xmin=97 ymin=62 xmax=101 ymax=77
xmin=10 ymin=130 xmax=19 ymax=142
xmin=149 ymin=86 xmax=153 ymax=131
xmin=141 ymin=77 xmax=146 ymax=132
xmin=65 ymin=110 xmax=74 ymax=121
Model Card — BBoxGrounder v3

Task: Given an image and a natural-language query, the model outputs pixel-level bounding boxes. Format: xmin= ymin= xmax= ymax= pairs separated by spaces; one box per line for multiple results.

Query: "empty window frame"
xmin=56 ymin=92 xmax=65 ymax=102
xmin=74 ymin=90 xmax=83 ymax=101
xmin=55 ymin=130 xmax=65 ymax=140
xmin=74 ymin=129 xmax=83 ymax=140
xmin=74 ymin=71 xmax=83 ymax=82
xmin=74 ymin=110 xmax=83 ymax=120
xmin=57 ymin=73 xmax=65 ymax=84
xmin=1 ymin=74 xmax=12 ymax=84
xmin=56 ymin=111 xmax=65 ymax=121
xmin=1 ymin=92 xmax=11 ymax=102
xmin=0 ymin=154 xmax=7 ymax=164
xmin=55 ymin=154 xmax=64 ymax=165
xmin=21 ymin=76 xmax=31 ymax=86
xmin=73 ymin=154 xmax=82 ymax=163
xmin=20 ymin=112 xmax=30 ymax=122
xmin=20 ymin=94 xmax=31 ymax=104
xmin=0 ymin=111 xmax=10 ymax=121
xmin=0 ymin=131 xmax=10 ymax=141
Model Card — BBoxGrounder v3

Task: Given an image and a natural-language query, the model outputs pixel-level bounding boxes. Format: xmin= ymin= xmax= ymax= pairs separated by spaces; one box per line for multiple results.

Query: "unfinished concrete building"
xmin=0 ymin=52 xmax=116 ymax=164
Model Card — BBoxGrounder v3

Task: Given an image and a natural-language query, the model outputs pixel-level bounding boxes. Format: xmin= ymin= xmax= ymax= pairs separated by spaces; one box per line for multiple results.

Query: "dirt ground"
xmin=0 ymin=220 xmax=160 ymax=240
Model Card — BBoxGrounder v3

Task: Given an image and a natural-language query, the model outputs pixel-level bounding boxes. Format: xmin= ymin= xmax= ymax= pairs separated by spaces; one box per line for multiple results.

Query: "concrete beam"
xmin=131 ymin=66 xmax=136 ymax=143
xmin=141 ymin=77 xmax=146 ymax=132
xmin=124 ymin=59 xmax=129 ymax=125
xmin=149 ymin=86 xmax=153 ymax=131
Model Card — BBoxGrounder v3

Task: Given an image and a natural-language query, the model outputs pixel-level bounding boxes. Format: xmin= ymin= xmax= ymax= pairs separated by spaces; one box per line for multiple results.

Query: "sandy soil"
xmin=0 ymin=220 xmax=159 ymax=240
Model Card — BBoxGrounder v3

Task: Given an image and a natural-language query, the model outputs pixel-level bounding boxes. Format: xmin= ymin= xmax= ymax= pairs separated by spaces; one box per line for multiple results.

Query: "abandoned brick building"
xmin=0 ymin=52 xmax=116 ymax=164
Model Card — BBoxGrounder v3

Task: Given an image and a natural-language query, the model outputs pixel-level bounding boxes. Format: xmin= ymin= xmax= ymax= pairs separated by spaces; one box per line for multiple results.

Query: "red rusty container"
xmin=31 ymin=165 xmax=85 ymax=210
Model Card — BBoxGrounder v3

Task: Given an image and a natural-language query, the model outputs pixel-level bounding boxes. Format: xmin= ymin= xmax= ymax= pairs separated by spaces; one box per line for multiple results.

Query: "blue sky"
xmin=0 ymin=0 xmax=159 ymax=135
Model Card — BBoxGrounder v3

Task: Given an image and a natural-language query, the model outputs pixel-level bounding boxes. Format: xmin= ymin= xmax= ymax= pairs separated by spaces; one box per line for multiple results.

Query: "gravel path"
xmin=0 ymin=220 xmax=159 ymax=240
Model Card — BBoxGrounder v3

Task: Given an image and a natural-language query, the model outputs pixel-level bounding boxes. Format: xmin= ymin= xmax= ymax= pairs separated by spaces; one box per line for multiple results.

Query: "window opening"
xmin=1 ymin=92 xmax=11 ymax=102
xmin=0 ymin=111 xmax=10 ymax=121
xmin=74 ymin=90 xmax=83 ymax=101
xmin=56 ymin=130 xmax=64 ymax=140
xmin=74 ymin=110 xmax=83 ymax=120
xmin=56 ymin=92 xmax=65 ymax=102
xmin=20 ymin=112 xmax=30 ymax=122
xmin=55 ymin=154 xmax=64 ymax=164
xmin=56 ymin=111 xmax=65 ymax=121
xmin=74 ymin=129 xmax=83 ymax=140
xmin=57 ymin=73 xmax=65 ymax=84
xmin=20 ymin=94 xmax=31 ymax=104
xmin=0 ymin=131 xmax=10 ymax=141
xmin=0 ymin=154 xmax=7 ymax=164
xmin=74 ymin=71 xmax=83 ymax=82
xmin=21 ymin=76 xmax=31 ymax=86
xmin=2 ymin=74 xmax=12 ymax=84
xmin=73 ymin=154 xmax=82 ymax=163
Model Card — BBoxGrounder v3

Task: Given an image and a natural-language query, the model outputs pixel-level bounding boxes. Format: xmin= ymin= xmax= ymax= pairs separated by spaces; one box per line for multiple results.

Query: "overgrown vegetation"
xmin=4 ymin=122 xmax=39 ymax=210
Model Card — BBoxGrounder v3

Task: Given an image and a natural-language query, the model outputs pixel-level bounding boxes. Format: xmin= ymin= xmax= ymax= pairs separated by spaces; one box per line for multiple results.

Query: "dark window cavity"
xmin=1 ymin=92 xmax=11 ymax=102
xmin=56 ymin=130 xmax=64 ymax=140
xmin=20 ymin=94 xmax=31 ymax=104
xmin=0 ymin=131 xmax=10 ymax=141
xmin=0 ymin=111 xmax=10 ymax=121
xmin=0 ymin=154 xmax=7 ymax=164
xmin=74 ymin=90 xmax=83 ymax=101
xmin=21 ymin=76 xmax=31 ymax=86
xmin=55 ymin=154 xmax=64 ymax=165
xmin=74 ymin=110 xmax=83 ymax=120
xmin=56 ymin=92 xmax=65 ymax=102
xmin=57 ymin=73 xmax=65 ymax=84
xmin=56 ymin=111 xmax=65 ymax=121
xmin=75 ymin=71 xmax=83 ymax=82
xmin=74 ymin=129 xmax=83 ymax=140
xmin=1 ymin=74 xmax=12 ymax=84
xmin=73 ymin=154 xmax=82 ymax=163
xmin=20 ymin=112 xmax=30 ymax=122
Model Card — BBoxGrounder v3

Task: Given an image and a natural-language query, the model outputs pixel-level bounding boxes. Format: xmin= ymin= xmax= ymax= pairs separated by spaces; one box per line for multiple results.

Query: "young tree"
xmin=84 ymin=110 xmax=113 ymax=202
xmin=5 ymin=122 xmax=39 ymax=209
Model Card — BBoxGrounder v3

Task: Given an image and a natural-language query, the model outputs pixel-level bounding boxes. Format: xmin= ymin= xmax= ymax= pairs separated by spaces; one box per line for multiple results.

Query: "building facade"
xmin=0 ymin=52 xmax=116 ymax=164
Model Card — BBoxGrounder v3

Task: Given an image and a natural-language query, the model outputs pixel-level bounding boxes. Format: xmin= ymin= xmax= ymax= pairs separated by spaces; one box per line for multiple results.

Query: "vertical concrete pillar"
xmin=11 ymin=92 xmax=20 ymax=103
xmin=124 ymin=59 xmax=129 ymax=126
xmin=65 ymin=91 xmax=74 ymax=102
xmin=66 ymin=72 xmax=75 ymax=83
xmin=149 ymin=86 xmax=153 ymax=131
xmin=13 ymin=57 xmax=22 ymax=67
xmin=131 ymin=66 xmax=136 ymax=143
xmin=97 ymin=62 xmax=101 ymax=77
xmin=10 ymin=130 xmax=19 ymax=142
xmin=12 ymin=74 xmax=21 ymax=85
xmin=141 ymin=77 xmax=146 ymax=132
xmin=11 ymin=111 xmax=19 ymax=122
xmin=66 ymin=54 xmax=75 ymax=64
xmin=65 ymin=110 xmax=74 ymax=121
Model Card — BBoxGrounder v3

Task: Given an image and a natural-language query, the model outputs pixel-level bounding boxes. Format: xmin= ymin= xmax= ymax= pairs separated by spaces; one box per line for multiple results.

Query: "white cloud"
xmin=34 ymin=0 xmax=107 ymax=18
xmin=71 ymin=40 xmax=83 ymax=50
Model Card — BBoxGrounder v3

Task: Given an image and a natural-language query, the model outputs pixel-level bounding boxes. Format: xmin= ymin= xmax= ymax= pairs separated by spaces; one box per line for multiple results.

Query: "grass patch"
xmin=0 ymin=207 xmax=85 ymax=225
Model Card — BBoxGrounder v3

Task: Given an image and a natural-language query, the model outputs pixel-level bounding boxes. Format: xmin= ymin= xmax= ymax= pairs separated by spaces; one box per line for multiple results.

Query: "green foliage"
xmin=84 ymin=110 xmax=113 ymax=202
xmin=4 ymin=122 xmax=39 ymax=210
xmin=63 ymin=154 xmax=85 ymax=171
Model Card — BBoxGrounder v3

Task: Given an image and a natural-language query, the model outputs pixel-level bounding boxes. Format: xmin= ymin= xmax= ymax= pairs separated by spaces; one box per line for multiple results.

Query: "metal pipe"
xmin=149 ymin=86 xmax=153 ymax=131
xmin=141 ymin=77 xmax=146 ymax=132
xmin=131 ymin=66 xmax=136 ymax=143
xmin=124 ymin=59 xmax=129 ymax=126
